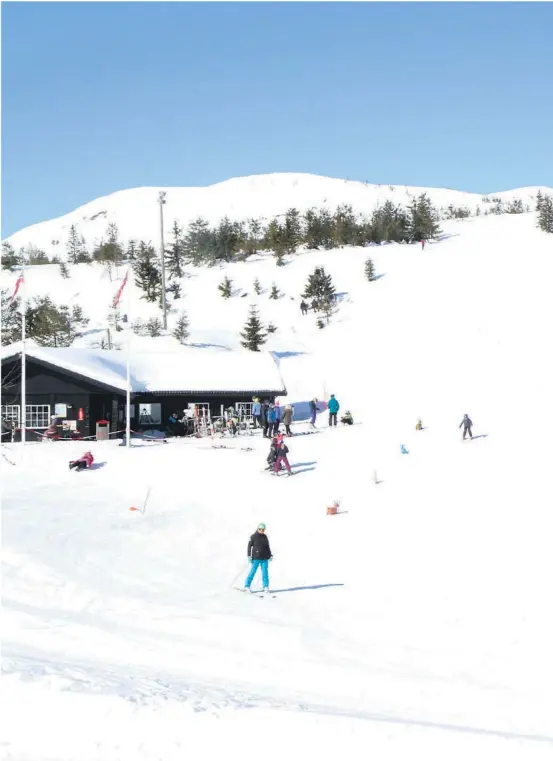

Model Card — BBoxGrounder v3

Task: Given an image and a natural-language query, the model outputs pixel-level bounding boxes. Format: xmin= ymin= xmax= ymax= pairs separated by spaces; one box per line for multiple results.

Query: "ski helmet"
xmin=258 ymin=523 xmax=266 ymax=530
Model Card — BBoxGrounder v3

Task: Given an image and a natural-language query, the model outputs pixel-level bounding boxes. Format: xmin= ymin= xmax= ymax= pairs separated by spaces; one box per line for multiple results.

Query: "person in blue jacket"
xmin=266 ymin=403 xmax=276 ymax=438
xmin=273 ymin=402 xmax=282 ymax=436
xmin=252 ymin=398 xmax=262 ymax=429
xmin=328 ymin=394 xmax=340 ymax=426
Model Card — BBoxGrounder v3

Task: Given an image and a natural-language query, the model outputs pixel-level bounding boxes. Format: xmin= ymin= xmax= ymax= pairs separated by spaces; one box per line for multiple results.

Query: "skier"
xmin=252 ymin=398 xmax=262 ymax=429
xmin=310 ymin=398 xmax=318 ymax=427
xmin=282 ymin=404 xmax=294 ymax=435
xmin=266 ymin=403 xmax=277 ymax=438
xmin=244 ymin=523 xmax=272 ymax=593
xmin=328 ymin=394 xmax=340 ymax=426
xmin=421 ymin=239 xmax=426 ymax=250
xmin=459 ymin=413 xmax=473 ymax=440
xmin=265 ymin=436 xmax=283 ymax=471
xmin=273 ymin=435 xmax=293 ymax=476
xmin=415 ymin=418 xmax=423 ymax=431
xmin=300 ymin=300 xmax=308 ymax=316
xmin=69 ymin=451 xmax=94 ymax=471
xmin=340 ymin=410 xmax=353 ymax=425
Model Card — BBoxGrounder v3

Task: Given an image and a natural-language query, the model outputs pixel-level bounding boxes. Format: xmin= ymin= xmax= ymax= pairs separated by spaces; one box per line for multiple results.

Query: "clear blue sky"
xmin=2 ymin=1 xmax=552 ymax=237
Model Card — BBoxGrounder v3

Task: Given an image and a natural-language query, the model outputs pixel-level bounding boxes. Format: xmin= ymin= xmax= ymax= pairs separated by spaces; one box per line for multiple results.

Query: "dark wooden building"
xmin=0 ymin=344 xmax=286 ymax=441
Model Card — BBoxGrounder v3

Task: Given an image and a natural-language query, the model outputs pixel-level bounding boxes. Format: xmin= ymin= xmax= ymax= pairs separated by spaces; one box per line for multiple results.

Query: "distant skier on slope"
xmin=459 ymin=414 xmax=473 ymax=440
xmin=300 ymin=300 xmax=309 ymax=316
xmin=69 ymin=451 xmax=94 ymax=471
xmin=244 ymin=523 xmax=272 ymax=593
xmin=328 ymin=394 xmax=340 ymax=426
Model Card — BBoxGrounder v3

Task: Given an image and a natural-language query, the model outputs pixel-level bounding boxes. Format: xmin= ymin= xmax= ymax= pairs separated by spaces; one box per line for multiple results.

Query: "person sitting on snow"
xmin=69 ymin=451 xmax=94 ymax=472
xmin=340 ymin=410 xmax=353 ymax=425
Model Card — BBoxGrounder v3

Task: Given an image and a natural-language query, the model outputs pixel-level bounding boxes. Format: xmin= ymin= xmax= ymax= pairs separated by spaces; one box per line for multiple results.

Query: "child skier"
xmin=273 ymin=435 xmax=293 ymax=476
xmin=459 ymin=414 xmax=473 ymax=440
xmin=244 ymin=523 xmax=272 ymax=593
xmin=69 ymin=451 xmax=94 ymax=471
xmin=340 ymin=410 xmax=353 ymax=425
xmin=265 ymin=436 xmax=282 ymax=471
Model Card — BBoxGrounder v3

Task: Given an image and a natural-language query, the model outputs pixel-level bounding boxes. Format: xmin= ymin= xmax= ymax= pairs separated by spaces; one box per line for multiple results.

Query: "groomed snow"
xmin=2 ymin=209 xmax=553 ymax=759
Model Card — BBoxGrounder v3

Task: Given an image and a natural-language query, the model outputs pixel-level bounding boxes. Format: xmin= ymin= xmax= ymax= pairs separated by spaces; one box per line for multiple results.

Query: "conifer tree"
xmin=1 ymin=242 xmax=20 ymax=270
xmin=71 ymin=304 xmax=90 ymax=329
xmin=332 ymin=204 xmax=359 ymax=246
xmin=407 ymin=194 xmax=440 ymax=242
xmin=25 ymin=296 xmax=76 ymax=347
xmin=218 ymin=275 xmax=233 ymax=298
xmin=253 ymin=278 xmax=262 ymax=295
xmin=365 ymin=258 xmax=376 ymax=282
xmin=1 ymin=288 xmax=22 ymax=344
xmin=126 ymin=240 xmax=138 ymax=261
xmin=173 ymin=310 xmax=190 ymax=344
xmin=145 ymin=316 xmax=163 ymax=337
xmin=59 ymin=262 xmax=70 ymax=279
xmin=302 ymin=266 xmax=336 ymax=311
xmin=166 ymin=221 xmax=186 ymax=296
xmin=184 ymin=217 xmax=214 ymax=265
xmin=240 ymin=305 xmax=267 ymax=351
xmin=264 ymin=219 xmax=286 ymax=265
xmin=537 ymin=194 xmax=553 ymax=233
xmin=244 ymin=219 xmax=262 ymax=256
xmin=133 ymin=242 xmax=161 ymax=302
xmin=269 ymin=283 xmax=280 ymax=300
xmin=93 ymin=223 xmax=123 ymax=264
xmin=283 ymin=208 xmax=302 ymax=254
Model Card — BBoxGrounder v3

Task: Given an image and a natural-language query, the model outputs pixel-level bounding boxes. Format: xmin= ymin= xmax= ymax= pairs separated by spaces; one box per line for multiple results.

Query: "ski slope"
xmin=2 ymin=209 xmax=553 ymax=760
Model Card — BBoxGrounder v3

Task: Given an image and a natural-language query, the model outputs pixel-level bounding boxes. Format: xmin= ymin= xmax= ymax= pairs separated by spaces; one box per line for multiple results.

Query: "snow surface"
xmin=2 ymin=209 xmax=553 ymax=759
xmin=0 ymin=344 xmax=286 ymax=395
xmin=3 ymin=171 xmax=552 ymax=259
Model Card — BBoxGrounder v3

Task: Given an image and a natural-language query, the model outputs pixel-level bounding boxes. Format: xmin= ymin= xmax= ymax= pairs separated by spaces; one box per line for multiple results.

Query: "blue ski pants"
xmin=245 ymin=559 xmax=269 ymax=589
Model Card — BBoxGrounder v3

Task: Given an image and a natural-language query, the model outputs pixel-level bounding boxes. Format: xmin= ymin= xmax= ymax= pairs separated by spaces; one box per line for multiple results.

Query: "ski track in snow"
xmin=2 ymin=211 xmax=553 ymax=760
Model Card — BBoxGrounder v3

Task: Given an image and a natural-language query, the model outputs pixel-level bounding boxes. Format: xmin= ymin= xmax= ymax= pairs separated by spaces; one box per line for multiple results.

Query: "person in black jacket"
xmin=261 ymin=400 xmax=270 ymax=438
xmin=459 ymin=413 xmax=473 ymax=440
xmin=244 ymin=523 xmax=272 ymax=592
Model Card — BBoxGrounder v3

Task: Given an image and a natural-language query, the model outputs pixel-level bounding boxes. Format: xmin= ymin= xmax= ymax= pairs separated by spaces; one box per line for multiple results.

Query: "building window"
xmin=138 ymin=403 xmax=161 ymax=426
xmin=1 ymin=405 xmax=20 ymax=427
xmin=25 ymin=405 xmax=51 ymax=429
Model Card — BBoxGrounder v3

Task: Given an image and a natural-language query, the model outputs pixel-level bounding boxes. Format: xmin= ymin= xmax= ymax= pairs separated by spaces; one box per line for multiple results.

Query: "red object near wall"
xmin=78 ymin=407 xmax=84 ymax=421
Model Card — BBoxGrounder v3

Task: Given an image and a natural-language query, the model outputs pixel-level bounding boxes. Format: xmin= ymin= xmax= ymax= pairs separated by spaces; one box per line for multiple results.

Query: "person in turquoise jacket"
xmin=328 ymin=394 xmax=340 ymax=426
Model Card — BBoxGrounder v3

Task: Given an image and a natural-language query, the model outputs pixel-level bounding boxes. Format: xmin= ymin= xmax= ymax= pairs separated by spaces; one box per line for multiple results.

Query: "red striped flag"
xmin=10 ymin=272 xmax=24 ymax=305
xmin=112 ymin=270 xmax=129 ymax=308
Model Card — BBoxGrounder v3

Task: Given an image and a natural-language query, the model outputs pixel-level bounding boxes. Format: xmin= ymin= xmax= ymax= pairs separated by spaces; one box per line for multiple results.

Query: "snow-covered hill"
xmin=4 ymin=172 xmax=551 ymax=259
xmin=2 ymin=204 xmax=553 ymax=760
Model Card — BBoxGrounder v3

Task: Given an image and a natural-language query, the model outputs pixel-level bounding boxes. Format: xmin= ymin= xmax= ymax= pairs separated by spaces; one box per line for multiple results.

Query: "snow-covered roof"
xmin=0 ymin=343 xmax=286 ymax=396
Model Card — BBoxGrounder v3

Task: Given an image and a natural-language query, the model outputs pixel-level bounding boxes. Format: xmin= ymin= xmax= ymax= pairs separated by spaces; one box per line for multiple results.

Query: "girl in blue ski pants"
xmin=245 ymin=559 xmax=269 ymax=589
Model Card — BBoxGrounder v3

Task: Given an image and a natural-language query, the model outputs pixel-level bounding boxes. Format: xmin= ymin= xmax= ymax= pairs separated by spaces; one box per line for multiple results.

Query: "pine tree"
xmin=506 ymin=198 xmax=524 ymax=214
xmin=25 ymin=246 xmax=49 ymax=265
xmin=302 ymin=266 xmax=336 ymax=311
xmin=25 ymin=296 xmax=76 ymax=347
xmin=269 ymin=283 xmax=280 ymax=300
xmin=304 ymin=209 xmax=325 ymax=249
xmin=1 ymin=242 xmax=20 ymax=270
xmin=1 ymin=288 xmax=22 ymax=345
xmin=214 ymin=217 xmax=243 ymax=262
xmin=166 ymin=221 xmax=186 ymax=281
xmin=245 ymin=219 xmax=262 ymax=256
xmin=93 ymin=223 xmax=123 ymax=264
xmin=332 ymin=204 xmax=359 ymax=246
xmin=67 ymin=225 xmax=84 ymax=264
xmin=365 ymin=258 xmax=376 ymax=282
xmin=537 ymin=194 xmax=553 ymax=233
xmin=173 ymin=310 xmax=190 ymax=344
xmin=184 ymin=217 xmax=215 ymax=265
xmin=145 ymin=317 xmax=163 ymax=337
xmin=264 ymin=219 xmax=286 ymax=265
xmin=218 ymin=275 xmax=233 ymax=298
xmin=126 ymin=239 xmax=138 ymax=261
xmin=253 ymin=278 xmax=262 ymax=295
xmin=266 ymin=323 xmax=277 ymax=334
xmin=240 ymin=305 xmax=267 ymax=351
xmin=133 ymin=242 xmax=161 ymax=302
xmin=59 ymin=262 xmax=70 ymax=279
xmin=71 ymin=304 xmax=90 ymax=329
xmin=283 ymin=208 xmax=302 ymax=254
xmin=407 ymin=194 xmax=440 ymax=242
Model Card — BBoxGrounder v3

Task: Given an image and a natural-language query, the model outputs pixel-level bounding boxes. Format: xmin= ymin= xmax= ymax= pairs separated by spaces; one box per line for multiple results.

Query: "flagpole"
xmin=20 ymin=270 xmax=26 ymax=444
xmin=126 ymin=269 xmax=132 ymax=449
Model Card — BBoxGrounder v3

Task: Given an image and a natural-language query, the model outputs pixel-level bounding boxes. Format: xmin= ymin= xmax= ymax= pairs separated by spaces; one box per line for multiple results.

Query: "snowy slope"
xmin=2 ymin=209 xmax=553 ymax=760
xmin=4 ymin=172 xmax=551 ymax=259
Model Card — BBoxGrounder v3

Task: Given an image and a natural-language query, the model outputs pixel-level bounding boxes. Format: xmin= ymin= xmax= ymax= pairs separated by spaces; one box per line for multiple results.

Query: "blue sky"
xmin=2 ymin=2 xmax=552 ymax=237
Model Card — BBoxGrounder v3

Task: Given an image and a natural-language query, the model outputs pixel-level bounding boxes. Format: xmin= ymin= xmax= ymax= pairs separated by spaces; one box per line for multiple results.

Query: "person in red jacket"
xmin=69 ymin=451 xmax=94 ymax=471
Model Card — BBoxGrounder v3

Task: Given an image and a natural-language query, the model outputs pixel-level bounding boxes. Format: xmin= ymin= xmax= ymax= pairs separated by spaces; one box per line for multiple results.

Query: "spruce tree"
xmin=264 ymin=219 xmax=286 ymax=265
xmin=407 ymin=194 xmax=440 ymax=242
xmin=218 ymin=275 xmax=233 ymax=298
xmin=184 ymin=217 xmax=215 ymax=265
xmin=253 ymin=278 xmax=262 ymax=295
xmin=25 ymin=296 xmax=76 ymax=347
xmin=173 ymin=310 xmax=190 ymax=344
xmin=71 ymin=304 xmax=90 ymax=329
xmin=93 ymin=223 xmax=123 ymax=264
xmin=1 ymin=288 xmax=22 ymax=345
xmin=269 ymin=283 xmax=281 ymax=300
xmin=244 ymin=218 xmax=262 ymax=256
xmin=133 ymin=242 xmax=161 ymax=302
xmin=537 ymin=194 xmax=553 ymax=233
xmin=59 ymin=262 xmax=70 ymax=279
xmin=283 ymin=208 xmax=302 ymax=254
xmin=332 ymin=204 xmax=359 ymax=247
xmin=145 ymin=316 xmax=163 ymax=337
xmin=240 ymin=305 xmax=267 ymax=351
xmin=166 ymin=221 xmax=186 ymax=282
xmin=1 ymin=242 xmax=20 ymax=270
xmin=126 ymin=240 xmax=138 ymax=261
xmin=365 ymin=258 xmax=376 ymax=282
xmin=302 ymin=266 xmax=336 ymax=311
